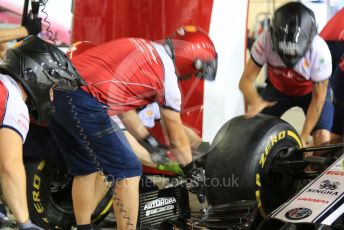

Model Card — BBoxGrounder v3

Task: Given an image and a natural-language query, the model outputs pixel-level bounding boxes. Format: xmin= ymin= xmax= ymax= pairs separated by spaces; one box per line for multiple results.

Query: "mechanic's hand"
xmin=182 ymin=161 xmax=206 ymax=195
xmin=300 ymin=135 xmax=310 ymax=147
xmin=246 ymin=98 xmax=276 ymax=118
xmin=185 ymin=167 xmax=206 ymax=195
xmin=23 ymin=15 xmax=42 ymax=35
xmin=139 ymin=135 xmax=169 ymax=164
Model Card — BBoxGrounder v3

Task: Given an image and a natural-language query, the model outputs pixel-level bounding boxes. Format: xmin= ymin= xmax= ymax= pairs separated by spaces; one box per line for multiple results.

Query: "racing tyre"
xmin=205 ymin=114 xmax=303 ymax=218
xmin=25 ymin=160 xmax=113 ymax=229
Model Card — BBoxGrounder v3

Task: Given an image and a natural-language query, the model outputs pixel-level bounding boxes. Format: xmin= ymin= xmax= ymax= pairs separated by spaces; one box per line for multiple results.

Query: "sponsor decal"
xmin=143 ymin=197 xmax=176 ymax=217
xmin=319 ymin=180 xmax=340 ymax=190
xmin=306 ymin=188 xmax=339 ymax=196
xmin=320 ymin=58 xmax=325 ymax=65
xmin=326 ymin=171 xmax=344 ymax=176
xmin=278 ymin=41 xmax=300 ymax=55
xmin=285 ymin=208 xmax=312 ymax=220
xmin=303 ymin=60 xmax=309 ymax=68
xmin=297 ymin=197 xmax=329 ymax=204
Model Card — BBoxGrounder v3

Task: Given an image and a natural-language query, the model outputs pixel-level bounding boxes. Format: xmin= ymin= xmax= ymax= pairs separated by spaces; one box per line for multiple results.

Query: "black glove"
xmin=182 ymin=161 xmax=206 ymax=196
xmin=23 ymin=17 xmax=42 ymax=35
xmin=139 ymin=135 xmax=168 ymax=164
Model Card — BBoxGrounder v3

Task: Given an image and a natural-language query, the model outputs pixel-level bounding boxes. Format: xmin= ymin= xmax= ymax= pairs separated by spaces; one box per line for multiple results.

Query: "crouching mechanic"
xmin=0 ymin=37 xmax=82 ymax=229
xmin=68 ymin=24 xmax=217 ymax=219
xmin=67 ymin=39 xmax=213 ymax=176
xmin=239 ymin=2 xmax=333 ymax=147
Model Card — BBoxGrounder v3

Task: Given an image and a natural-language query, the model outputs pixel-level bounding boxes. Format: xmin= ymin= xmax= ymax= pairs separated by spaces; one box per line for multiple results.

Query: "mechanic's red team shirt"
xmin=251 ymin=30 xmax=332 ymax=96
xmin=0 ymin=74 xmax=29 ymax=142
xmin=71 ymin=38 xmax=181 ymax=115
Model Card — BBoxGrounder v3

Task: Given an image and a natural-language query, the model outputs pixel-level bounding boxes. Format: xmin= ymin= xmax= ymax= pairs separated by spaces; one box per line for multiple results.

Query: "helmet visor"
xmin=195 ymin=55 xmax=218 ymax=81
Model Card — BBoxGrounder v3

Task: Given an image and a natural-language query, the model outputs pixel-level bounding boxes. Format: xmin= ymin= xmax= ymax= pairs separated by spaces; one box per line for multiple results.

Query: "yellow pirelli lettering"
xmin=255 ymin=190 xmax=267 ymax=218
xmin=32 ymin=191 xmax=40 ymax=202
xmin=259 ymin=131 xmax=286 ymax=168
xmin=287 ymin=130 xmax=302 ymax=147
xmin=259 ymin=153 xmax=266 ymax=168
xmin=37 ymin=161 xmax=46 ymax=171
xmin=271 ymin=135 xmax=278 ymax=145
xmin=278 ymin=130 xmax=286 ymax=139
xmin=33 ymin=175 xmax=41 ymax=190
xmin=256 ymin=174 xmax=261 ymax=187
xmin=34 ymin=203 xmax=44 ymax=213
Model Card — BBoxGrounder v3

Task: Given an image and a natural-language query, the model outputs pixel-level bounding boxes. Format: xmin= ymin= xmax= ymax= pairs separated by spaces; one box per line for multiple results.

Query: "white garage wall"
xmin=203 ymin=0 xmax=248 ymax=141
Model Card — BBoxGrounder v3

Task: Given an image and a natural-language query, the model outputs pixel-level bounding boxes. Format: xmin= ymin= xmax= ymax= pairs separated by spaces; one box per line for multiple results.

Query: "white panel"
xmin=203 ymin=0 xmax=248 ymax=141
xmin=302 ymin=1 xmax=329 ymax=32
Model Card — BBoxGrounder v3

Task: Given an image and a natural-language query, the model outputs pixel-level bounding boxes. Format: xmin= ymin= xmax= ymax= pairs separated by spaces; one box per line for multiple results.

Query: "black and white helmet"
xmin=270 ymin=2 xmax=317 ymax=67
xmin=0 ymin=35 xmax=86 ymax=123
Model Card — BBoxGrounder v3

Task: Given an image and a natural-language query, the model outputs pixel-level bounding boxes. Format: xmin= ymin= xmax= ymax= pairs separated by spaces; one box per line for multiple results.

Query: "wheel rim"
xmin=49 ymin=168 xmax=74 ymax=215
xmin=260 ymin=143 xmax=303 ymax=211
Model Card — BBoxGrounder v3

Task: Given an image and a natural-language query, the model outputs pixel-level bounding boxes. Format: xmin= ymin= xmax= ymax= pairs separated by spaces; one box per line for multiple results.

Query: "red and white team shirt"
xmin=71 ymin=38 xmax=181 ymax=116
xmin=251 ymin=31 xmax=332 ymax=96
xmin=0 ymin=74 xmax=29 ymax=142
xmin=111 ymin=102 xmax=161 ymax=129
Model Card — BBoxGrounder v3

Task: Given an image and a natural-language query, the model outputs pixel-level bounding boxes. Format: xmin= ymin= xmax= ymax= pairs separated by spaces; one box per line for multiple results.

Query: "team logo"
xmin=320 ymin=180 xmax=340 ymax=190
xmin=285 ymin=208 xmax=312 ymax=220
xmin=143 ymin=197 xmax=177 ymax=217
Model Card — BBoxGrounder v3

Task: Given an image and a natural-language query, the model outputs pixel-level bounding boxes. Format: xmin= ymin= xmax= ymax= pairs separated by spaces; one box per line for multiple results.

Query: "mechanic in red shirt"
xmin=4 ymin=26 xmax=217 ymax=230
xmin=47 ymin=25 xmax=216 ymax=230
xmin=239 ymin=2 xmax=333 ymax=147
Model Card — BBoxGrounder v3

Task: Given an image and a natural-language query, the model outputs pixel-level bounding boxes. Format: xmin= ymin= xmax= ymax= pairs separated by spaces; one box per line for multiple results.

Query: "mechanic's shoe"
xmin=0 ymin=211 xmax=16 ymax=229
xmin=0 ymin=219 xmax=16 ymax=229
xmin=157 ymin=161 xmax=184 ymax=175
xmin=17 ymin=220 xmax=43 ymax=230
xmin=184 ymin=167 xmax=206 ymax=195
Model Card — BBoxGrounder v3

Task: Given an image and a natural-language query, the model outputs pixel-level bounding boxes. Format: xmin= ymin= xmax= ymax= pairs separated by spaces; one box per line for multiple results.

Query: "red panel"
xmin=320 ymin=7 xmax=344 ymax=41
xmin=72 ymin=0 xmax=213 ymax=43
xmin=72 ymin=0 xmax=214 ymax=137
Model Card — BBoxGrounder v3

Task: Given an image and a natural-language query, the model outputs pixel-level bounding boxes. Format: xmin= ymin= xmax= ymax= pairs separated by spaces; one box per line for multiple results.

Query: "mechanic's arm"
xmin=118 ymin=109 xmax=150 ymax=140
xmin=0 ymin=27 xmax=28 ymax=43
xmin=160 ymin=108 xmax=192 ymax=166
xmin=239 ymin=58 xmax=275 ymax=117
xmin=183 ymin=125 xmax=202 ymax=151
xmin=0 ymin=42 xmax=7 ymax=60
xmin=0 ymin=17 xmax=42 ymax=43
xmin=300 ymin=80 xmax=328 ymax=146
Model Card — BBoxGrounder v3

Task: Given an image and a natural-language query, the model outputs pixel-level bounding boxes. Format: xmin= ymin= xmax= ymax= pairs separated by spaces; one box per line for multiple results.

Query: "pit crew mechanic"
xmin=239 ymin=2 xmax=333 ymax=147
xmin=67 ymin=42 xmax=209 ymax=174
xmin=62 ymin=25 xmax=217 ymax=230
xmin=0 ymin=16 xmax=43 ymax=229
